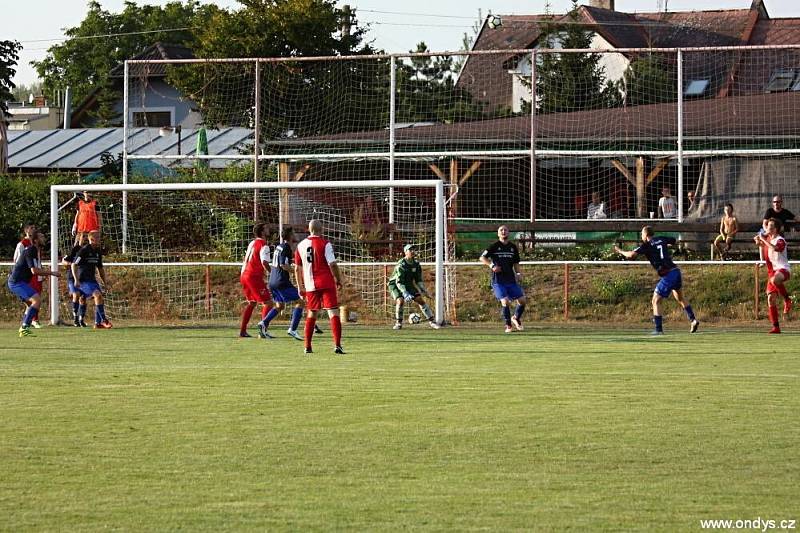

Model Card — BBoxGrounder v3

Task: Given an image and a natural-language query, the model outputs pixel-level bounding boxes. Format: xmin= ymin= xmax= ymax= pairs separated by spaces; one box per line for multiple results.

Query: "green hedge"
xmin=0 ymin=175 xmax=78 ymax=258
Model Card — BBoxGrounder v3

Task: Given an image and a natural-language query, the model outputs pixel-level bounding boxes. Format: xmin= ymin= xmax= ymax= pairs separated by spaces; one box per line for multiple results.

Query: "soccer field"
xmin=1 ymin=325 xmax=797 ymax=530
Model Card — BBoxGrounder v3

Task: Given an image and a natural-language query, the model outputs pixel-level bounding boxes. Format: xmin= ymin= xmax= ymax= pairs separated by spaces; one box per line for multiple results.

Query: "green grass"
xmin=1 ymin=325 xmax=798 ymax=531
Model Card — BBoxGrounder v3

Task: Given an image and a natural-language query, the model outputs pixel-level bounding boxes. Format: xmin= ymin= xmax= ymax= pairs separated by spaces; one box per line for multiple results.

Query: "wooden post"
xmin=278 ymin=162 xmax=289 ymax=228
xmin=205 ymin=265 xmax=211 ymax=313
xmin=564 ymin=263 xmax=570 ymax=320
xmin=635 ymin=157 xmax=645 ymax=218
xmin=754 ymin=263 xmax=760 ymax=320
xmin=611 ymin=157 xmax=669 ymax=219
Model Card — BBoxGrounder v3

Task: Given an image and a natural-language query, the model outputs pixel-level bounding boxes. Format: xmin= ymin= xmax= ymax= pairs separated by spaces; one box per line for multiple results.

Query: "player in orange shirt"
xmin=294 ymin=219 xmax=345 ymax=354
xmin=73 ymin=191 xmax=101 ymax=242
xmin=239 ymin=223 xmax=275 ymax=338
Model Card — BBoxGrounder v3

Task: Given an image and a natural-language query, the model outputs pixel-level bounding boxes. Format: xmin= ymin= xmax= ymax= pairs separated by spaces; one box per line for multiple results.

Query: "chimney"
xmin=340 ymin=4 xmax=352 ymax=38
xmin=63 ymin=86 xmax=72 ymax=129
xmin=590 ymin=0 xmax=615 ymax=10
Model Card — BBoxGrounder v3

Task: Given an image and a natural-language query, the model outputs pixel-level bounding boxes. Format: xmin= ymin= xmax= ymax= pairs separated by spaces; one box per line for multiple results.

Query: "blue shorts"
xmin=8 ymin=280 xmax=37 ymax=302
xmin=67 ymin=277 xmax=78 ymax=295
xmin=491 ymin=281 xmax=524 ymax=301
xmin=270 ymin=285 xmax=301 ymax=303
xmin=76 ymin=281 xmax=102 ymax=298
xmin=655 ymin=269 xmax=682 ymax=298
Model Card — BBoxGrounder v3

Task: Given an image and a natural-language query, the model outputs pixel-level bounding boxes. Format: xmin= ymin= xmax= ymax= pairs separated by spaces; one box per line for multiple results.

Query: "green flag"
xmin=195 ymin=127 xmax=208 ymax=169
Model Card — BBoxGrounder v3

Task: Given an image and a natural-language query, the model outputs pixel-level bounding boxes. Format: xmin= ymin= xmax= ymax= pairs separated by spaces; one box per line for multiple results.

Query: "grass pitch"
xmin=1 ymin=324 xmax=797 ymax=531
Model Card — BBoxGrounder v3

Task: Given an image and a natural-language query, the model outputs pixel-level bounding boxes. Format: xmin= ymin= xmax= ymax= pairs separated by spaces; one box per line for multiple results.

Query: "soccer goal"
xmin=49 ymin=180 xmax=446 ymax=326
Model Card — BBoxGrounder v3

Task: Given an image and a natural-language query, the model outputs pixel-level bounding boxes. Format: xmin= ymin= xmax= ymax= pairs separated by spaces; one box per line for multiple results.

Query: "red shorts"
xmin=767 ymin=269 xmax=791 ymax=294
xmin=29 ymin=277 xmax=43 ymax=293
xmin=305 ymin=288 xmax=338 ymax=311
xmin=240 ymin=274 xmax=271 ymax=303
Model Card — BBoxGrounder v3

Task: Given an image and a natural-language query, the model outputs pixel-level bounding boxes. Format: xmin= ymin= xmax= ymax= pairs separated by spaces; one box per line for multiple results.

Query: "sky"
xmin=4 ymin=0 xmax=800 ymax=88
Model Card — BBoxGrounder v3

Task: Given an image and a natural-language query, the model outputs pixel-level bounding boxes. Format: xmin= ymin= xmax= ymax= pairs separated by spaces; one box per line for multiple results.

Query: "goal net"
xmin=49 ymin=180 xmax=446 ymax=327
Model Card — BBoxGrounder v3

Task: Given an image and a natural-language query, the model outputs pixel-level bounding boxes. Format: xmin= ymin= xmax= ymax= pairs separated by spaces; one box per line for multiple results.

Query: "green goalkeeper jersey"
xmin=388 ymin=257 xmax=423 ymax=294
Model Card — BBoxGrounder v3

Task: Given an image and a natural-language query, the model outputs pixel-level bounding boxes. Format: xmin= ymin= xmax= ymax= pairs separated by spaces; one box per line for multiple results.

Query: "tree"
xmin=0 ymin=40 xmax=22 ymax=115
xmin=12 ymin=81 xmax=43 ymax=103
xmin=622 ymin=54 xmax=677 ymax=106
xmin=534 ymin=0 xmax=620 ymax=114
xmin=170 ymin=0 xmax=384 ymax=138
xmin=33 ymin=1 xmax=219 ymax=125
xmin=395 ymin=42 xmax=485 ymax=124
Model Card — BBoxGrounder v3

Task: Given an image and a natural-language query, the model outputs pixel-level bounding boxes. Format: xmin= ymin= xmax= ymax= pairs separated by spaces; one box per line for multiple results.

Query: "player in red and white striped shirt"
xmin=755 ymin=218 xmax=792 ymax=333
xmin=294 ymin=219 xmax=345 ymax=354
xmin=239 ymin=223 xmax=275 ymax=338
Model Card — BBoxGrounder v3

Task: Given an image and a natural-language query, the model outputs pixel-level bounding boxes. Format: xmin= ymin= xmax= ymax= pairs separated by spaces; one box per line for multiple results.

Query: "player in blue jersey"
xmin=258 ymin=226 xmax=323 ymax=340
xmin=7 ymin=231 xmax=61 ymax=337
xmin=62 ymin=231 xmax=89 ymax=327
xmin=71 ymin=230 xmax=112 ymax=329
xmin=614 ymin=226 xmax=699 ymax=335
xmin=480 ymin=225 xmax=527 ymax=333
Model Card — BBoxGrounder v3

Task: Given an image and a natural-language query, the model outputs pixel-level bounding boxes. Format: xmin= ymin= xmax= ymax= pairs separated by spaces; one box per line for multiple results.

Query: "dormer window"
xmin=765 ymin=68 xmax=798 ymax=93
xmin=684 ymin=79 xmax=710 ymax=97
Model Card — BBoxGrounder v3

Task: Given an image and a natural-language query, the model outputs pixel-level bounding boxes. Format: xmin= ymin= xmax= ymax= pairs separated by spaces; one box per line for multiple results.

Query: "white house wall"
xmin=508 ymin=33 xmax=630 ymax=113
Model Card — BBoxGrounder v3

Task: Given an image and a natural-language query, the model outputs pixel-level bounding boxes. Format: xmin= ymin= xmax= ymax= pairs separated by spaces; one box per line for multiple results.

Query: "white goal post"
xmin=49 ymin=180 xmax=446 ymax=326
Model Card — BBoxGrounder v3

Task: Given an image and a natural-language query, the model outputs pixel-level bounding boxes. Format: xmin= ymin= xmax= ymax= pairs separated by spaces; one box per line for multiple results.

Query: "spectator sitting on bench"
xmin=763 ymin=195 xmax=797 ymax=232
xmin=713 ymin=203 xmax=738 ymax=260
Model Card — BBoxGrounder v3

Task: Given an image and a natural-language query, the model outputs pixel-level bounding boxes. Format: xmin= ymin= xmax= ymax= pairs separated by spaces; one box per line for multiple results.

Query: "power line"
xmin=358 ymin=8 xmax=477 ymax=20
xmin=18 ymin=26 xmax=197 ymax=45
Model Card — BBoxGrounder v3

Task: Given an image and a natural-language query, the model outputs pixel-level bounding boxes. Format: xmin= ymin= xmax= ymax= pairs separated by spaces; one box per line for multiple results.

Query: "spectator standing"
xmin=658 ymin=187 xmax=677 ymax=219
xmin=587 ymin=192 xmax=607 ymax=219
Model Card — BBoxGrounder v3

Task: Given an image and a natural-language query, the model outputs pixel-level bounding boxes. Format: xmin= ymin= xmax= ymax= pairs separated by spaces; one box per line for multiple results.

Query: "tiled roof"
xmin=748 ymin=18 xmax=800 ymax=45
xmin=458 ymin=3 xmax=800 ymax=110
xmin=456 ymin=15 xmax=550 ymax=113
xmin=288 ymin=91 xmax=800 ymax=145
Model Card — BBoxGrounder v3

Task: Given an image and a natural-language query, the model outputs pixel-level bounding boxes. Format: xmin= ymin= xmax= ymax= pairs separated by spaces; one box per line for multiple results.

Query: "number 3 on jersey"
xmin=306 ymin=247 xmax=314 ymax=264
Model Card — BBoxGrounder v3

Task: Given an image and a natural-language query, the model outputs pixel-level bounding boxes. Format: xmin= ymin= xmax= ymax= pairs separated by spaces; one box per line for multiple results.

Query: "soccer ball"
xmin=487 ymin=14 xmax=502 ymax=29
xmin=408 ymin=312 xmax=421 ymax=325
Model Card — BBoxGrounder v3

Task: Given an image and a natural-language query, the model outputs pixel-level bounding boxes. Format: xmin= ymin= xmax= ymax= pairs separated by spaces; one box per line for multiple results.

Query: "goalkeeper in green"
xmin=388 ymin=244 xmax=441 ymax=330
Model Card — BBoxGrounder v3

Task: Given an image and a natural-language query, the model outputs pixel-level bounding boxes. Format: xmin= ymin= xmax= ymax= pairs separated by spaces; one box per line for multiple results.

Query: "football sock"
xmin=653 ymin=315 xmax=663 ymax=332
xmin=97 ymin=304 xmax=106 ymax=322
xmin=240 ymin=302 xmax=256 ymax=335
xmin=684 ymin=305 xmax=696 ymax=322
xmin=768 ymin=305 xmax=779 ymax=327
xmin=331 ymin=315 xmax=342 ymax=346
xmin=304 ymin=317 xmax=317 ymax=349
xmin=262 ymin=307 xmax=279 ymax=327
xmin=421 ymin=304 xmax=434 ymax=320
xmin=32 ymin=308 xmax=39 ymax=321
xmin=95 ymin=308 xmax=101 ymax=324
xmin=395 ymin=302 xmax=404 ymax=323
xmin=78 ymin=303 xmax=86 ymax=320
xmin=22 ymin=306 xmax=37 ymax=327
xmin=72 ymin=301 xmax=79 ymax=319
xmin=501 ymin=306 xmax=512 ymax=326
xmin=260 ymin=305 xmax=272 ymax=321
xmin=290 ymin=307 xmax=303 ymax=331
xmin=515 ymin=303 xmax=525 ymax=319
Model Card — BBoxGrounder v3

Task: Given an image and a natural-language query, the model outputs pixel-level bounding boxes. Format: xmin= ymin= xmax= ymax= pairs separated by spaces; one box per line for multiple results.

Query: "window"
xmin=765 ymin=68 xmax=798 ymax=93
xmin=132 ymin=111 xmax=172 ymax=127
xmin=684 ymin=79 xmax=710 ymax=97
